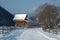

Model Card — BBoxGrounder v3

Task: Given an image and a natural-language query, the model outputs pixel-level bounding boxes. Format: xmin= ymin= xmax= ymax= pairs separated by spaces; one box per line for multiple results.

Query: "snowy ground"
xmin=0 ymin=28 xmax=60 ymax=40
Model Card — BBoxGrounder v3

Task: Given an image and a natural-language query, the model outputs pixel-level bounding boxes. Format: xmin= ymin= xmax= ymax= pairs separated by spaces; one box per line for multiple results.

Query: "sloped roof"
xmin=13 ymin=14 xmax=27 ymax=20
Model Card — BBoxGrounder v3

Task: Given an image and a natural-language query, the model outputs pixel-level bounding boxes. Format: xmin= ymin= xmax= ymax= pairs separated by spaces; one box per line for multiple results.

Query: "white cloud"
xmin=28 ymin=6 xmax=38 ymax=12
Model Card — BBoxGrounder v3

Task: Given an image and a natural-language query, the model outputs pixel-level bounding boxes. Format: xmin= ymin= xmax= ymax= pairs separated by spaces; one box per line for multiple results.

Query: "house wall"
xmin=14 ymin=20 xmax=30 ymax=28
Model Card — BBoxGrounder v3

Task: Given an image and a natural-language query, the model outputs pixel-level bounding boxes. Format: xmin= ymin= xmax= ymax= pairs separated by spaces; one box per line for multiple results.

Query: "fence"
xmin=42 ymin=26 xmax=60 ymax=34
xmin=0 ymin=26 xmax=60 ymax=34
xmin=0 ymin=26 xmax=17 ymax=34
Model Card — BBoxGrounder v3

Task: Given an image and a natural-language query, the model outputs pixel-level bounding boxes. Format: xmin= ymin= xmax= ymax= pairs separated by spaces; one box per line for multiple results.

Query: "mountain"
xmin=57 ymin=6 xmax=60 ymax=11
xmin=0 ymin=6 xmax=14 ymax=26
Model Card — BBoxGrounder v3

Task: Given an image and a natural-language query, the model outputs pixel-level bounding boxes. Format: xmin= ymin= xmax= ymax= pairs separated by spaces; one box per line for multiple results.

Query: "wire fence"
xmin=0 ymin=26 xmax=60 ymax=34
xmin=42 ymin=26 xmax=60 ymax=34
xmin=0 ymin=26 xmax=23 ymax=34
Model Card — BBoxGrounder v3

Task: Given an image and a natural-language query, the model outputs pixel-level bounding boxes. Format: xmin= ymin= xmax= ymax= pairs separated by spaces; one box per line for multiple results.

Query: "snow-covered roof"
xmin=13 ymin=14 xmax=27 ymax=20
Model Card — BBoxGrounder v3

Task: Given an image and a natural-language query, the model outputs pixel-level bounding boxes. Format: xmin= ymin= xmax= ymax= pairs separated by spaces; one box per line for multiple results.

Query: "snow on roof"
xmin=13 ymin=14 xmax=27 ymax=20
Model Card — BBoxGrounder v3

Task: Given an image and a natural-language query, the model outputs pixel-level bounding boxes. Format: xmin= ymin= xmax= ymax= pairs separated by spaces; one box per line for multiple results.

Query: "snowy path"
xmin=16 ymin=28 xmax=58 ymax=40
xmin=0 ymin=28 xmax=60 ymax=40
xmin=17 ymin=29 xmax=48 ymax=40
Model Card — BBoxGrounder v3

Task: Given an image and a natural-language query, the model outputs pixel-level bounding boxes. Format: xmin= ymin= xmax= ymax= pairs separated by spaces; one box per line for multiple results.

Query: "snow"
xmin=0 ymin=28 xmax=60 ymax=40
xmin=17 ymin=29 xmax=48 ymax=40
xmin=13 ymin=14 xmax=27 ymax=20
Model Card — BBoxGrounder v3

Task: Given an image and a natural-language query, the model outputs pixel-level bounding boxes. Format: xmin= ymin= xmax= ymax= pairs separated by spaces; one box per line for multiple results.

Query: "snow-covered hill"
xmin=0 ymin=28 xmax=60 ymax=40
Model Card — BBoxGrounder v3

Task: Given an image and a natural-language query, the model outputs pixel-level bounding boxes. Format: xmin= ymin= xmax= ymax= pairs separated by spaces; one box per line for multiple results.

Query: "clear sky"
xmin=0 ymin=0 xmax=60 ymax=15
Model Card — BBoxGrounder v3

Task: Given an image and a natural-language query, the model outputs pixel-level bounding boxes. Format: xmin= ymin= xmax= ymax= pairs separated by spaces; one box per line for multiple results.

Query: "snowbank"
xmin=0 ymin=28 xmax=60 ymax=40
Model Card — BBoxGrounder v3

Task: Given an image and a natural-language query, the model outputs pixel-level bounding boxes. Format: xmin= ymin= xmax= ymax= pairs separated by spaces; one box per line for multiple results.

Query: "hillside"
xmin=0 ymin=6 xmax=14 ymax=26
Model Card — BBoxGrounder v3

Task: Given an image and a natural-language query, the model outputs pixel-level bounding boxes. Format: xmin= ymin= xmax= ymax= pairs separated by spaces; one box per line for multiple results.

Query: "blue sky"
xmin=0 ymin=0 xmax=60 ymax=15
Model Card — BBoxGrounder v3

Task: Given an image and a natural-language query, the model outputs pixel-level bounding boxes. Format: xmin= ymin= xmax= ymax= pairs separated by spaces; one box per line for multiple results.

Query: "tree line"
xmin=35 ymin=3 xmax=60 ymax=30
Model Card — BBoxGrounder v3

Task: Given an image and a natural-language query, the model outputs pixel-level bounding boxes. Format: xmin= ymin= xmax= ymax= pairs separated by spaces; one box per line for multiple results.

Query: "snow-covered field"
xmin=0 ymin=28 xmax=60 ymax=40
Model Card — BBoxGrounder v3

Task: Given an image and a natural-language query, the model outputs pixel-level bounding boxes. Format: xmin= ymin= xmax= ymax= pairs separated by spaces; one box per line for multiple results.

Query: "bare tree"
xmin=35 ymin=4 xmax=59 ymax=30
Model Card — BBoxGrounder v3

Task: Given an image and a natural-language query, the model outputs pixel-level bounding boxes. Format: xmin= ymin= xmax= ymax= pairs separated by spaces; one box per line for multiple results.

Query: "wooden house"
xmin=13 ymin=14 xmax=30 ymax=28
